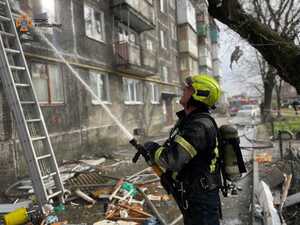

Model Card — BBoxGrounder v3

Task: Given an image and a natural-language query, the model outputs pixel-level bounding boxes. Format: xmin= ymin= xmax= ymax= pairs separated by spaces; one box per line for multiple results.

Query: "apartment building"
xmin=192 ymin=0 xmax=221 ymax=82
xmin=0 ymin=0 xmax=181 ymax=182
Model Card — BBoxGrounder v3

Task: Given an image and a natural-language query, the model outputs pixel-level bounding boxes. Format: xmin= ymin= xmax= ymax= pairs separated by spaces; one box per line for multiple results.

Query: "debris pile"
xmin=1 ymin=158 xmax=179 ymax=225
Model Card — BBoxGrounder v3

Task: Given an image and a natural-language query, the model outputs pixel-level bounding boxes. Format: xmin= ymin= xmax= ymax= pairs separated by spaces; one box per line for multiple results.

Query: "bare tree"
xmin=274 ymin=76 xmax=283 ymax=117
xmin=206 ymin=0 xmax=300 ymax=94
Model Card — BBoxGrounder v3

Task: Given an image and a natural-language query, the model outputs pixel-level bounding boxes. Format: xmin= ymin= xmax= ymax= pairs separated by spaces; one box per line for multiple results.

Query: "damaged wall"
xmin=0 ymin=0 xmax=180 ymax=183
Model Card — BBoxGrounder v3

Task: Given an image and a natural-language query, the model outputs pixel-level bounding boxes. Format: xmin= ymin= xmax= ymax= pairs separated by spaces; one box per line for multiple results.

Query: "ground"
xmin=0 ymin=115 xmax=260 ymax=225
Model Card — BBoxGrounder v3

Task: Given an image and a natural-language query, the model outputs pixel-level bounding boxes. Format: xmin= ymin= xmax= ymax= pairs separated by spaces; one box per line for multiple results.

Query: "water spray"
xmin=12 ymin=4 xmax=152 ymax=164
xmin=35 ymin=30 xmax=147 ymax=161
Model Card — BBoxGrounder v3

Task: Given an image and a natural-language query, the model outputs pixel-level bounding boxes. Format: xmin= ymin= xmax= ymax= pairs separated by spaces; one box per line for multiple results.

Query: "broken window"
xmin=90 ymin=71 xmax=110 ymax=104
xmin=84 ymin=3 xmax=105 ymax=42
xmin=150 ymin=83 xmax=160 ymax=104
xmin=123 ymin=78 xmax=143 ymax=104
xmin=31 ymin=62 xmax=64 ymax=104
xmin=41 ymin=0 xmax=57 ymax=23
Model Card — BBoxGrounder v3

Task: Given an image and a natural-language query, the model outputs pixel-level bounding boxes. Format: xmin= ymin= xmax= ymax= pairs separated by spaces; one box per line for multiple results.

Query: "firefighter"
xmin=143 ymin=74 xmax=222 ymax=225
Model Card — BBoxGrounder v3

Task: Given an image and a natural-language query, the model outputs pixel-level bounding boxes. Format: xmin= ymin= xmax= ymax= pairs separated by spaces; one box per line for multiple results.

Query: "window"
xmin=31 ymin=62 xmax=64 ymax=104
xmin=180 ymin=57 xmax=188 ymax=71
xmin=176 ymin=87 xmax=182 ymax=104
xmin=146 ymin=39 xmax=153 ymax=51
xmin=118 ymin=25 xmax=136 ymax=43
xmin=160 ymin=0 xmax=166 ymax=13
xmin=171 ymin=22 xmax=177 ymax=40
xmin=41 ymin=0 xmax=57 ymax=23
xmin=123 ymin=78 xmax=143 ymax=104
xmin=170 ymin=0 xmax=175 ymax=9
xmin=84 ymin=3 xmax=105 ymax=42
xmin=161 ymin=66 xmax=168 ymax=82
xmin=90 ymin=71 xmax=110 ymax=104
xmin=150 ymin=83 xmax=160 ymax=104
xmin=160 ymin=29 xmax=167 ymax=49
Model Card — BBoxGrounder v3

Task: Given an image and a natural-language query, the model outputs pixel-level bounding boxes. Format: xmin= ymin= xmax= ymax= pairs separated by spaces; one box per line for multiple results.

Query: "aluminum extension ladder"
xmin=0 ymin=0 xmax=64 ymax=207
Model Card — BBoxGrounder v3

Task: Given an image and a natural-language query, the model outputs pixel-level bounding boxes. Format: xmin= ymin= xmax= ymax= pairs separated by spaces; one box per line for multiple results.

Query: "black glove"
xmin=160 ymin=170 xmax=174 ymax=194
xmin=143 ymin=141 xmax=160 ymax=162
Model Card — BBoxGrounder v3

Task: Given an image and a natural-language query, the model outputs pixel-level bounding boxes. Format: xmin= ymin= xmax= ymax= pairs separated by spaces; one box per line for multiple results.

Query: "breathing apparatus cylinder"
xmin=219 ymin=125 xmax=245 ymax=181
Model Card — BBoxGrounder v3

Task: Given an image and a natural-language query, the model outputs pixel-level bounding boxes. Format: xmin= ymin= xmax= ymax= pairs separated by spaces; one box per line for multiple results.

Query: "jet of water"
xmin=36 ymin=32 xmax=134 ymax=140
xmin=12 ymin=3 xmax=134 ymax=140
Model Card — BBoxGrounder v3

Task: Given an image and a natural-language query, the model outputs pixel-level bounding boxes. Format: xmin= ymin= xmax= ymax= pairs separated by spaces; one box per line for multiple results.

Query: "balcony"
xmin=112 ymin=0 xmax=155 ymax=33
xmin=114 ymin=41 xmax=157 ymax=77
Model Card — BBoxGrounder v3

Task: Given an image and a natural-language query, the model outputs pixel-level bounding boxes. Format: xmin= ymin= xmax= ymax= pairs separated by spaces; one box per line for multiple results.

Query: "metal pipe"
xmin=136 ymin=186 xmax=168 ymax=225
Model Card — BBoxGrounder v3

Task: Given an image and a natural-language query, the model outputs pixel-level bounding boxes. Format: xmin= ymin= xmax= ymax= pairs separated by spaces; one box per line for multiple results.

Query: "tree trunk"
xmin=262 ymin=81 xmax=274 ymax=122
xmin=207 ymin=0 xmax=300 ymax=93
xmin=276 ymin=79 xmax=282 ymax=118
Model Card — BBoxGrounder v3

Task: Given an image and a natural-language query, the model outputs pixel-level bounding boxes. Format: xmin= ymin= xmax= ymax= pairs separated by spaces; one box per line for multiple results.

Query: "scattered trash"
xmin=254 ymin=204 xmax=263 ymax=219
xmin=2 ymin=166 xmax=171 ymax=225
xmin=45 ymin=215 xmax=59 ymax=225
xmin=142 ymin=217 xmax=161 ymax=225
xmin=0 ymin=201 xmax=32 ymax=214
xmin=75 ymin=189 xmax=97 ymax=205
xmin=255 ymin=153 xmax=272 ymax=163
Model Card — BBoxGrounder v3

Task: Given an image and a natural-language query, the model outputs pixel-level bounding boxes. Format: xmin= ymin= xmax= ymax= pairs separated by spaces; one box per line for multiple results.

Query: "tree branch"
xmin=207 ymin=0 xmax=300 ymax=93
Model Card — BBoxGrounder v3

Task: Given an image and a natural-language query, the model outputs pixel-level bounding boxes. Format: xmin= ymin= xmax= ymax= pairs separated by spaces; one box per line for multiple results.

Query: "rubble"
xmin=1 ymin=157 xmax=175 ymax=225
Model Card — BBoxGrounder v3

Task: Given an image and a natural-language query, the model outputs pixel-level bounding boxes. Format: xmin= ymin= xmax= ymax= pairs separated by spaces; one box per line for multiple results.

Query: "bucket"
xmin=4 ymin=208 xmax=29 ymax=225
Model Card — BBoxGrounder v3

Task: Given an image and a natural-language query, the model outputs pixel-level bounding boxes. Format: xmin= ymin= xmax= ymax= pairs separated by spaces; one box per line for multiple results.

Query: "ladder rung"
xmin=26 ymin=118 xmax=41 ymax=123
xmin=20 ymin=101 xmax=35 ymax=104
xmin=15 ymin=83 xmax=30 ymax=87
xmin=10 ymin=66 xmax=25 ymax=71
xmin=0 ymin=15 xmax=10 ymax=21
xmin=31 ymin=136 xmax=46 ymax=141
xmin=0 ymin=31 xmax=15 ymax=38
xmin=37 ymin=154 xmax=52 ymax=160
xmin=42 ymin=172 xmax=57 ymax=180
xmin=5 ymin=48 xmax=20 ymax=54
xmin=47 ymin=191 xmax=62 ymax=199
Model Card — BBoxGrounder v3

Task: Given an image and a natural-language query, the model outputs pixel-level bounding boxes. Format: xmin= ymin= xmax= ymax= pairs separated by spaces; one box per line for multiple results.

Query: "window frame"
xmin=161 ymin=65 xmax=169 ymax=82
xmin=146 ymin=39 xmax=153 ymax=52
xmin=171 ymin=22 xmax=177 ymax=40
xmin=84 ymin=2 xmax=106 ymax=43
xmin=30 ymin=61 xmax=64 ymax=105
xmin=169 ymin=0 xmax=175 ymax=9
xmin=89 ymin=71 xmax=111 ymax=105
xmin=150 ymin=83 xmax=160 ymax=104
xmin=123 ymin=78 xmax=144 ymax=105
xmin=160 ymin=29 xmax=167 ymax=49
xmin=160 ymin=0 xmax=166 ymax=13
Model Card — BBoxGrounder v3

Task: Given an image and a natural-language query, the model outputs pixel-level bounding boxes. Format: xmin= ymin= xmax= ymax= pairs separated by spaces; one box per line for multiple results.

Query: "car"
xmin=239 ymin=105 xmax=260 ymax=118
xmin=229 ymin=105 xmax=260 ymax=126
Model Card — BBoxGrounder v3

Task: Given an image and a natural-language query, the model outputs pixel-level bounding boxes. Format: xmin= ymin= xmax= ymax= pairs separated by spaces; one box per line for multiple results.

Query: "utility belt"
xmin=160 ymin=170 xmax=220 ymax=211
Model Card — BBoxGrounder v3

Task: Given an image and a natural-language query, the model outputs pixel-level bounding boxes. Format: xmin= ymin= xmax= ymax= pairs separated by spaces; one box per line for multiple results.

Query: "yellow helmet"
xmin=185 ymin=74 xmax=221 ymax=107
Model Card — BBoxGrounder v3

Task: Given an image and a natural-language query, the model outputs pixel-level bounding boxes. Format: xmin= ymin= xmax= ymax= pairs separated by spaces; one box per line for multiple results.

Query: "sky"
xmin=218 ymin=22 xmax=263 ymax=98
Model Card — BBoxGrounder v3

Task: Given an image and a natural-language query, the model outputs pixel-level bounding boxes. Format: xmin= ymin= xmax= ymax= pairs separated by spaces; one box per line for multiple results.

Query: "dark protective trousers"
xmin=173 ymin=187 xmax=221 ymax=225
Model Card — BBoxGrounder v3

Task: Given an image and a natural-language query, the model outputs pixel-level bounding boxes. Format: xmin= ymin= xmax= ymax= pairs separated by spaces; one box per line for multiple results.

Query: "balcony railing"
xmin=114 ymin=41 xmax=157 ymax=76
xmin=113 ymin=0 xmax=155 ymax=33
xmin=115 ymin=41 xmax=141 ymax=66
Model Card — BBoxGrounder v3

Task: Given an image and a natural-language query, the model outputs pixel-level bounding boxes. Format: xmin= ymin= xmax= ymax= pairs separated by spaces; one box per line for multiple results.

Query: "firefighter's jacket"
xmin=154 ymin=108 xmax=220 ymax=185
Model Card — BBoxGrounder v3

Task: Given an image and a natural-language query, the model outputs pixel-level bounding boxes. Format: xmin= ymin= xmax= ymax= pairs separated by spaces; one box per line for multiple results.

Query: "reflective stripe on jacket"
xmin=154 ymin=109 xmax=219 ymax=178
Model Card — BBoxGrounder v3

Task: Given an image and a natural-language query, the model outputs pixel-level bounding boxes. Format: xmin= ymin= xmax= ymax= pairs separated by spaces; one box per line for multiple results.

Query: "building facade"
xmin=0 ymin=0 xmax=220 ymax=183
xmin=192 ymin=0 xmax=221 ymax=82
